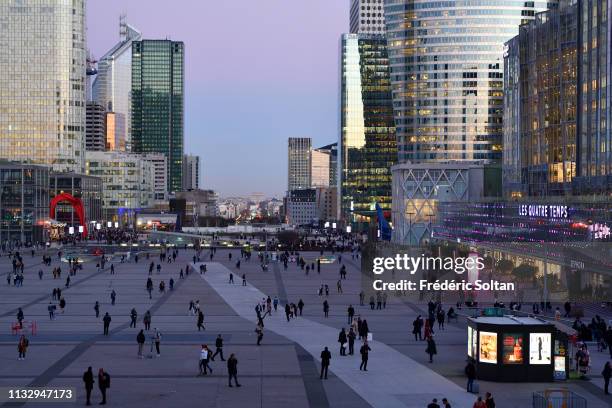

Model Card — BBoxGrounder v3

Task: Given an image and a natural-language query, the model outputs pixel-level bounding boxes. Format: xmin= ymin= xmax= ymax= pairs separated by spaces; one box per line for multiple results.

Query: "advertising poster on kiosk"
xmin=479 ymin=331 xmax=497 ymax=363
xmin=529 ymin=333 xmax=551 ymax=365
xmin=468 ymin=326 xmax=473 ymax=357
xmin=502 ymin=333 xmax=523 ymax=364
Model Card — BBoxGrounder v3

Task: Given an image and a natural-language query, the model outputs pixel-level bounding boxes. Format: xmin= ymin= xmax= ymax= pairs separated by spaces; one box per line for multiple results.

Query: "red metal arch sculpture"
xmin=50 ymin=193 xmax=87 ymax=236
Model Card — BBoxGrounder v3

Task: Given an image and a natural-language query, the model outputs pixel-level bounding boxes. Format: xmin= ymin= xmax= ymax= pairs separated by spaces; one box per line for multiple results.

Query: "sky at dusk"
xmin=87 ymin=0 xmax=349 ymax=198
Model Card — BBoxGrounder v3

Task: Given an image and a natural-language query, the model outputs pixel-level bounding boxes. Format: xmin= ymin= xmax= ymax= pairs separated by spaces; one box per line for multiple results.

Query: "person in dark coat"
xmin=338 ymin=328 xmax=347 ymax=356
xmin=465 ymin=361 xmax=476 ymax=392
xmin=323 ymin=300 xmax=329 ymax=318
xmin=227 ymin=353 xmax=241 ymax=387
xmin=82 ymin=366 xmax=94 ymax=406
xmin=102 ymin=313 xmax=111 ymax=335
xmin=97 ymin=368 xmax=110 ymax=405
xmin=211 ymin=334 xmax=225 ymax=361
xmin=348 ymin=327 xmax=356 ymax=355
xmin=320 ymin=347 xmax=331 ymax=379
xmin=426 ymin=335 xmax=437 ymax=363
xmin=412 ymin=316 xmax=423 ymax=340
xmin=359 ymin=341 xmax=371 ymax=371
xmin=603 ymin=361 xmax=612 ymax=395
xmin=136 ymin=330 xmax=145 ymax=358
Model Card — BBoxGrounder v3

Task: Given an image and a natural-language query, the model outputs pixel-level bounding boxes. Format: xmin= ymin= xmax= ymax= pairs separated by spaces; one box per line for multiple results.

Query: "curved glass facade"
xmin=385 ymin=0 xmax=557 ymax=163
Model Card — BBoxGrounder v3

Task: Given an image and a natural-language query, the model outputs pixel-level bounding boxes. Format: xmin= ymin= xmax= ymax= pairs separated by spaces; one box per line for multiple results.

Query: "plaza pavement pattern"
xmin=0 ymin=247 xmax=610 ymax=407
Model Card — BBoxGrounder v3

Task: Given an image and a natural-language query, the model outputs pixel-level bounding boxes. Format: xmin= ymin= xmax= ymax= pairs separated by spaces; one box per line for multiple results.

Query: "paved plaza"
xmin=0 ymin=247 xmax=610 ymax=407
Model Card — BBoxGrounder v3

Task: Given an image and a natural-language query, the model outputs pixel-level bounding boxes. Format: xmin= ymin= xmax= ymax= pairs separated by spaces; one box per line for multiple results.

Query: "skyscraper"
xmin=86 ymin=102 xmax=107 ymax=152
xmin=317 ymin=143 xmax=338 ymax=188
xmin=384 ymin=0 xmax=556 ymax=164
xmin=311 ymin=148 xmax=330 ymax=188
xmin=288 ymin=138 xmax=312 ymax=191
xmin=182 ymin=154 xmax=200 ymax=190
xmin=93 ymin=16 xmax=141 ymax=150
xmin=349 ymin=0 xmax=386 ymax=34
xmin=339 ymin=33 xmax=396 ymax=224
xmin=0 ymin=0 xmax=87 ymax=172
xmin=131 ymin=40 xmax=185 ymax=193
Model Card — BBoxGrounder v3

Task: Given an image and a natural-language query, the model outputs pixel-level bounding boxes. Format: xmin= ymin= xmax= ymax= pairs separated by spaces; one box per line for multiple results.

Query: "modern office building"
xmin=93 ymin=16 xmax=142 ymax=150
xmin=0 ymin=162 xmax=50 ymax=244
xmin=131 ymin=40 xmax=185 ymax=193
xmin=288 ymin=138 xmax=312 ymax=191
xmin=504 ymin=0 xmax=611 ymax=197
xmin=349 ymin=0 xmax=386 ymax=34
xmin=182 ymin=154 xmax=200 ymax=190
xmin=0 ymin=0 xmax=87 ymax=173
xmin=317 ymin=143 xmax=338 ymax=188
xmin=49 ymin=173 xmax=103 ymax=227
xmin=384 ymin=0 xmax=556 ymax=164
xmin=286 ymin=188 xmax=317 ymax=226
xmin=339 ymin=33 xmax=396 ymax=225
xmin=142 ymin=153 xmax=168 ymax=202
xmin=315 ymin=187 xmax=339 ymax=222
xmin=311 ymin=149 xmax=330 ymax=188
xmin=105 ymin=112 xmax=126 ymax=151
xmin=85 ymin=151 xmax=154 ymax=223
xmin=174 ymin=189 xmax=219 ymax=226
xmin=86 ymin=103 xmax=107 ymax=152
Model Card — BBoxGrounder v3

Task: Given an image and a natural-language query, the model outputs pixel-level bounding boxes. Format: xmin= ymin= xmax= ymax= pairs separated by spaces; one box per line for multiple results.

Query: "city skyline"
xmin=87 ymin=0 xmax=349 ymax=196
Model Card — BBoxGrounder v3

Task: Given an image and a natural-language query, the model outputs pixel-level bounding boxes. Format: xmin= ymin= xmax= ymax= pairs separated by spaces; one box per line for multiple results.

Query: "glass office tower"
xmin=131 ymin=40 xmax=184 ymax=193
xmin=340 ymin=33 xmax=396 ymax=224
xmin=0 ymin=0 xmax=86 ymax=172
xmin=384 ymin=0 xmax=557 ymax=164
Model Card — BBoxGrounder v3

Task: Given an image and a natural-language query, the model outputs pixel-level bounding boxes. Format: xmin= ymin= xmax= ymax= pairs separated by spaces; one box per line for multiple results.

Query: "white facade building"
xmin=85 ymin=151 xmax=154 ymax=221
xmin=92 ymin=17 xmax=141 ymax=151
xmin=286 ymin=189 xmax=317 ymax=226
xmin=182 ymin=154 xmax=200 ymax=190
xmin=142 ymin=153 xmax=168 ymax=202
xmin=311 ymin=149 xmax=330 ymax=188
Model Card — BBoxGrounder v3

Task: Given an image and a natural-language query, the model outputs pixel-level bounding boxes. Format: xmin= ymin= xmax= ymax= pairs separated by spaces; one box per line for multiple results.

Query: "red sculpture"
xmin=49 ymin=193 xmax=87 ymax=236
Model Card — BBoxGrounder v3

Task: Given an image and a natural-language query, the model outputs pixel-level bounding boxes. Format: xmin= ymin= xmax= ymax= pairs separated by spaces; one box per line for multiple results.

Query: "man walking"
xmin=603 ymin=361 xmax=611 ymax=395
xmin=211 ymin=334 xmax=225 ymax=361
xmin=465 ymin=361 xmax=476 ymax=393
xmin=154 ymin=328 xmax=162 ymax=357
xmin=348 ymin=327 xmax=356 ymax=355
xmin=130 ymin=308 xmax=137 ymax=328
xmin=102 ymin=313 xmax=111 ymax=336
xmin=197 ymin=310 xmax=205 ymax=331
xmin=136 ymin=330 xmax=145 ymax=358
xmin=227 ymin=353 xmax=241 ymax=387
xmin=97 ymin=368 xmax=110 ymax=405
xmin=359 ymin=341 xmax=371 ymax=371
xmin=82 ymin=366 xmax=94 ymax=406
xmin=320 ymin=346 xmax=331 ymax=379
xmin=338 ymin=328 xmax=347 ymax=356
xmin=347 ymin=305 xmax=354 ymax=325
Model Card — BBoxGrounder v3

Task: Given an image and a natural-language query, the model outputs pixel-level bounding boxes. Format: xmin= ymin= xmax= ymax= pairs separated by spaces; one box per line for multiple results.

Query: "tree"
xmin=512 ymin=264 xmax=538 ymax=281
xmin=496 ymin=259 xmax=514 ymax=275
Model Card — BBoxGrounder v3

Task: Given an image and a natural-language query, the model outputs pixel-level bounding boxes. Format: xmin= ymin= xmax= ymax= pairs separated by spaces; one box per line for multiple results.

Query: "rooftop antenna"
xmin=119 ymin=14 xmax=127 ymax=40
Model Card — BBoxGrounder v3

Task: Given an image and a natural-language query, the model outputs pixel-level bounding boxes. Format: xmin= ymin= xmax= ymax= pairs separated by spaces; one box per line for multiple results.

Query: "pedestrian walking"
xmin=465 ymin=361 xmax=476 ymax=392
xmin=227 ymin=353 xmax=241 ymax=387
xmin=197 ymin=310 xmax=205 ymax=331
xmin=130 ymin=308 xmax=137 ymax=328
xmin=298 ymin=299 xmax=304 ymax=316
xmin=338 ymin=328 xmax=347 ymax=356
xmin=348 ymin=327 xmax=356 ymax=355
xmin=199 ymin=345 xmax=213 ymax=375
xmin=347 ymin=305 xmax=354 ymax=325
xmin=442 ymin=398 xmax=452 ymax=408
xmin=323 ymin=300 xmax=329 ymax=318
xmin=603 ymin=361 xmax=611 ymax=395
xmin=17 ymin=334 xmax=28 ymax=360
xmin=242 ymin=274 xmax=247 ymax=286
xmin=473 ymin=396 xmax=486 ymax=408
xmin=359 ymin=341 xmax=371 ymax=371
xmin=16 ymin=308 xmax=24 ymax=329
xmin=137 ymin=329 xmax=145 ymax=358
xmin=47 ymin=302 xmax=55 ymax=320
xmin=229 ymin=273 xmax=234 ymax=284
xmin=82 ymin=367 xmax=94 ymax=406
xmin=143 ymin=310 xmax=151 ymax=330
xmin=320 ymin=346 xmax=331 ymax=379
xmin=153 ymin=328 xmax=162 ymax=356
xmin=211 ymin=334 xmax=225 ymax=361
xmin=426 ymin=335 xmax=437 ymax=363
xmin=97 ymin=368 xmax=110 ymax=405
xmin=427 ymin=399 xmax=441 ymax=408
xmin=94 ymin=301 xmax=100 ymax=318
xmin=485 ymin=392 xmax=496 ymax=408
xmin=413 ymin=315 xmax=423 ymax=341
xmin=102 ymin=312 xmax=111 ymax=335
xmin=255 ymin=322 xmax=264 ymax=345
